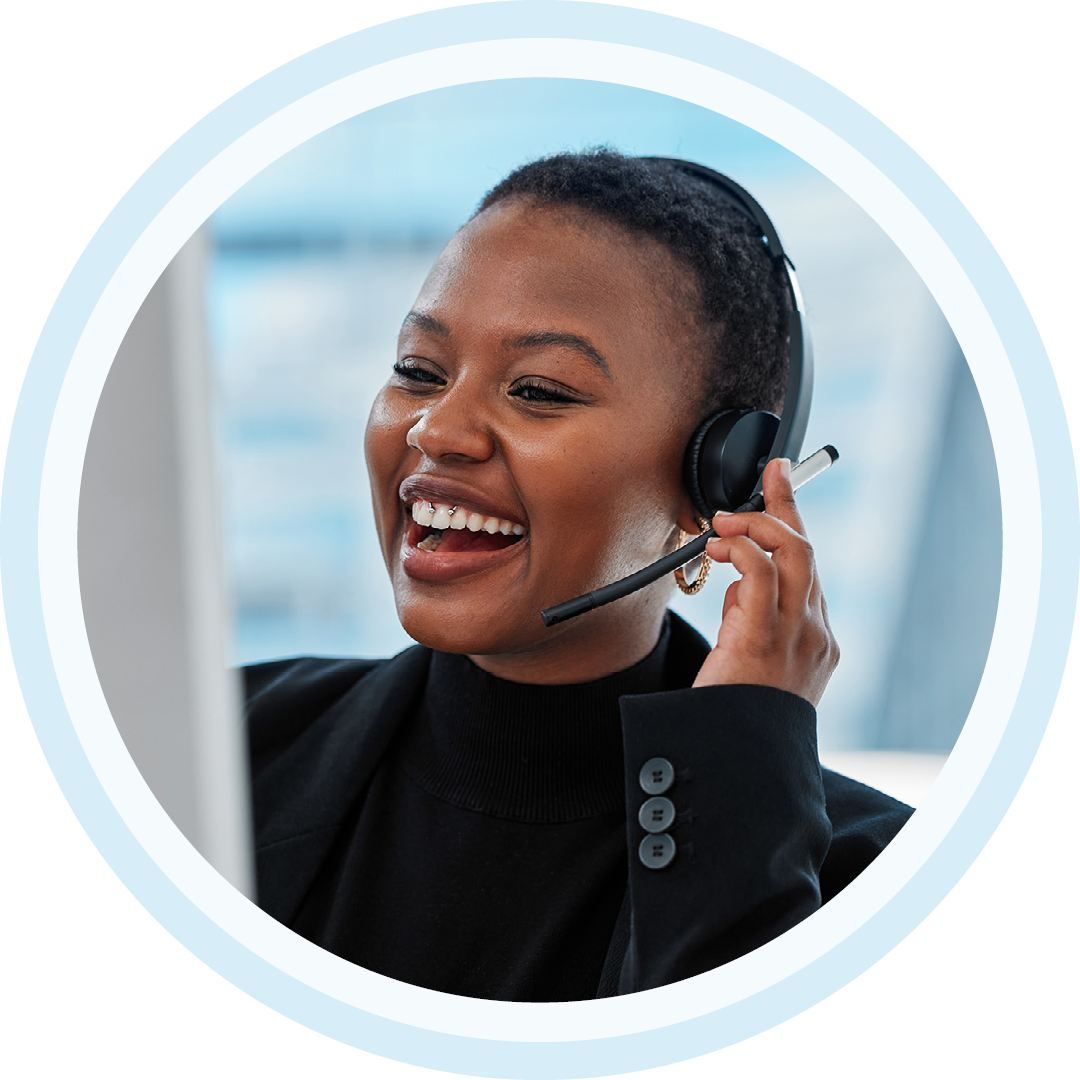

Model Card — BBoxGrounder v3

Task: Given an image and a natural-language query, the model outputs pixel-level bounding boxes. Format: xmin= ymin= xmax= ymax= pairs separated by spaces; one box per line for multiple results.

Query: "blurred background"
xmin=81 ymin=79 xmax=1001 ymax=863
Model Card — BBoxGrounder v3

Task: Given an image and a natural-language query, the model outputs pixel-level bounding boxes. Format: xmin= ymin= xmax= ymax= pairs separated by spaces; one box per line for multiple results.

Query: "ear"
xmin=674 ymin=493 xmax=706 ymax=538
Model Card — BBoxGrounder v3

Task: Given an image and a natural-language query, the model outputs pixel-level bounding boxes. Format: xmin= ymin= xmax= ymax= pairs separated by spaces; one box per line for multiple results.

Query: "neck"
xmin=468 ymin=590 xmax=669 ymax=684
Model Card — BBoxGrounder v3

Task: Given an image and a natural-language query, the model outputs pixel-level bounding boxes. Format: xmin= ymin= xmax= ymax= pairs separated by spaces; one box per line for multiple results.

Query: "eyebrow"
xmin=401 ymin=311 xmax=451 ymax=336
xmin=402 ymin=314 xmax=612 ymax=380
xmin=505 ymin=331 xmax=612 ymax=379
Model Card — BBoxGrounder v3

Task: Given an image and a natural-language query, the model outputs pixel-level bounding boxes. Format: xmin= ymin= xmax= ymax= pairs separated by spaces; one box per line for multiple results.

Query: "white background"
xmin=2 ymin=1 xmax=1076 ymax=1076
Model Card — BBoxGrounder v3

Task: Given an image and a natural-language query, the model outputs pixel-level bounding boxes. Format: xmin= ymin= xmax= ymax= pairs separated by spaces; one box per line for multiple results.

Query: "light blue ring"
xmin=2 ymin=2 xmax=1075 ymax=1075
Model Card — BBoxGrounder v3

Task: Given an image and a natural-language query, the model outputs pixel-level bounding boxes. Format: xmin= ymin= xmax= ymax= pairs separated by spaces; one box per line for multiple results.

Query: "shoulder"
xmin=242 ymin=646 xmax=432 ymax=776
xmin=820 ymin=768 xmax=914 ymax=902
xmin=244 ymin=656 xmax=386 ymax=762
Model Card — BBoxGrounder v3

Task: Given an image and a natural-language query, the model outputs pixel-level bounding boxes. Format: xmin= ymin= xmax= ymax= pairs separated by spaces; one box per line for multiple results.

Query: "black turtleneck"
xmin=290 ymin=621 xmax=671 ymax=1002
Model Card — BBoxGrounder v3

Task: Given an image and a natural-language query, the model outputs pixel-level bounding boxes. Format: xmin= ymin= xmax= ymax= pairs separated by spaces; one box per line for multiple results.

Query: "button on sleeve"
xmin=637 ymin=832 xmax=676 ymax=869
xmin=638 ymin=796 xmax=676 ymax=833
xmin=638 ymin=756 xmax=675 ymax=794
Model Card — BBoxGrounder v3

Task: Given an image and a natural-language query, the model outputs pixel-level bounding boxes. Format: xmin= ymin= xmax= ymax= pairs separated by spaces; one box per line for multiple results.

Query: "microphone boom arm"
xmin=540 ymin=446 xmax=837 ymax=628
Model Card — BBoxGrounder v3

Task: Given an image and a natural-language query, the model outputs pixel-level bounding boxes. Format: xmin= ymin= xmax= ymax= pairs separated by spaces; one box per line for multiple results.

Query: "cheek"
xmin=513 ymin=420 xmax=683 ymax=566
xmin=364 ymin=391 xmax=412 ymax=531
xmin=365 ymin=391 xmax=406 ymax=475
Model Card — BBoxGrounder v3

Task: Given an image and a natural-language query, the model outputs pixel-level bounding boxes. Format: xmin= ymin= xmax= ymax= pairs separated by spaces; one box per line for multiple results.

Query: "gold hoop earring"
xmin=673 ymin=518 xmax=711 ymax=595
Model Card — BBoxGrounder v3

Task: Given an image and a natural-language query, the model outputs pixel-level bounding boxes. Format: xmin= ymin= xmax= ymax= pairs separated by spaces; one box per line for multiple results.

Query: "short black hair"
xmin=475 ymin=148 xmax=792 ymax=417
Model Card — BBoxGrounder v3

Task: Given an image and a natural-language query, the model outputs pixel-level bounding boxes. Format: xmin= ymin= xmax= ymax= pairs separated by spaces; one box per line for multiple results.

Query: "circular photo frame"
xmin=3 ymin=3 xmax=1075 ymax=1076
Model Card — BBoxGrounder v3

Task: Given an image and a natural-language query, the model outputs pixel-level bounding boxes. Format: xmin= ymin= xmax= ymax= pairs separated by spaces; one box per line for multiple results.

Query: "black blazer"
xmin=244 ymin=613 xmax=913 ymax=995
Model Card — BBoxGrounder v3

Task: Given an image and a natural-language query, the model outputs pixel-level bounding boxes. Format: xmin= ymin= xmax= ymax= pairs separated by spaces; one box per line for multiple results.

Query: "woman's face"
xmin=365 ymin=199 xmax=705 ymax=681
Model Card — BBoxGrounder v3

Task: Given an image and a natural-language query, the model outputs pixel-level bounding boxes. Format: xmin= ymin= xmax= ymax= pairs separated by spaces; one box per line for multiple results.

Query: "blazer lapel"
xmin=253 ymin=645 xmax=431 ymax=923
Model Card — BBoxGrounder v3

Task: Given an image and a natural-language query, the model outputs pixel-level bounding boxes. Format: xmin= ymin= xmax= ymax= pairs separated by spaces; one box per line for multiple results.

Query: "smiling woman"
xmin=367 ymin=195 xmax=703 ymax=680
xmin=244 ymin=150 xmax=911 ymax=1001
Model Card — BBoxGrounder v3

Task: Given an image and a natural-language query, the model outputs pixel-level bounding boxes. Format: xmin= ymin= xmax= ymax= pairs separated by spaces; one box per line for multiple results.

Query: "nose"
xmin=405 ymin=384 xmax=497 ymax=464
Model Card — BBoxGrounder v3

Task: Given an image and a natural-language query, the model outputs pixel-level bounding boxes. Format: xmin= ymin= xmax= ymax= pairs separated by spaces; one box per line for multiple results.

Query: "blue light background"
xmin=207 ymin=78 xmax=1001 ymax=751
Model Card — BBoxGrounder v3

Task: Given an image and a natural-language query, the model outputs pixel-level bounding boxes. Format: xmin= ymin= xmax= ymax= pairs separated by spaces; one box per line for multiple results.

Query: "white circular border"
xmin=36 ymin=39 xmax=1034 ymax=1043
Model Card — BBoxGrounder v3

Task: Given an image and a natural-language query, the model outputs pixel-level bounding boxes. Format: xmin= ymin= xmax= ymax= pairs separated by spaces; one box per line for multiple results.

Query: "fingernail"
xmin=779 ymin=458 xmax=792 ymax=481
xmin=712 ymin=510 xmax=732 ymax=520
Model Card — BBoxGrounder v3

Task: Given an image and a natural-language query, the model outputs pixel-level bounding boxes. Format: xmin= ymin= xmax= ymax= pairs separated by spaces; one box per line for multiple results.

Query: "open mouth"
xmin=406 ymin=499 xmax=527 ymax=556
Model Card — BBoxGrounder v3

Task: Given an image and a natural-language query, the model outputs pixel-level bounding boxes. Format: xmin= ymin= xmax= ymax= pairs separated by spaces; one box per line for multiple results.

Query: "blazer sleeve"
xmin=617 ymin=684 xmax=832 ymax=992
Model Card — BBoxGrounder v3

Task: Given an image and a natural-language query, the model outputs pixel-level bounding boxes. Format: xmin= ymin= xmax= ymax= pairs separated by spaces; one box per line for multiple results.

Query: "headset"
xmin=541 ymin=157 xmax=824 ymax=628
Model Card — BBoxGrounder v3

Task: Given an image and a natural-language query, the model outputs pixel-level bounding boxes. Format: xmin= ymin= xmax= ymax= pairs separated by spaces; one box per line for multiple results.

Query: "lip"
xmin=398 ymin=475 xmax=528 ymax=528
xmin=397 ymin=474 xmax=529 ymax=585
xmin=401 ymin=527 xmax=529 ymax=584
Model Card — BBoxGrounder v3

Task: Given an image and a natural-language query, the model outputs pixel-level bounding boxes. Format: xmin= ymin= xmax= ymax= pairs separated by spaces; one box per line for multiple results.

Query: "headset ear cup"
xmin=683 ymin=411 xmax=735 ymax=518
xmin=683 ymin=409 xmax=781 ymax=516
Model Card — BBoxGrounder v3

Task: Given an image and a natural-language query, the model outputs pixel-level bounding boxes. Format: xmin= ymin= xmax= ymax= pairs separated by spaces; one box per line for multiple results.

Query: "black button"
xmin=639 ymin=757 xmax=674 ymax=795
xmin=638 ymin=832 xmax=676 ymax=869
xmin=638 ymin=796 xmax=676 ymax=833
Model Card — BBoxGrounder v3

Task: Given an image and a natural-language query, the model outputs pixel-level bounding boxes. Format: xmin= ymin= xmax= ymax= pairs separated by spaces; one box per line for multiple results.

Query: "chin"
xmin=395 ymin=592 xmax=541 ymax=658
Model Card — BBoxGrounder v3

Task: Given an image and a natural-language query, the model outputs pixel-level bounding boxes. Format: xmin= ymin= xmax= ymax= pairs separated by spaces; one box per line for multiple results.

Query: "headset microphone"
xmin=540 ymin=158 xmax=835 ymax=629
xmin=541 ymin=446 xmax=837 ymax=627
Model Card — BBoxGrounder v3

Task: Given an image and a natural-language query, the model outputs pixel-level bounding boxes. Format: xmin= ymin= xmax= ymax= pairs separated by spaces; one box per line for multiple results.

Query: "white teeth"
xmin=410 ymin=500 xmax=525 ymax=539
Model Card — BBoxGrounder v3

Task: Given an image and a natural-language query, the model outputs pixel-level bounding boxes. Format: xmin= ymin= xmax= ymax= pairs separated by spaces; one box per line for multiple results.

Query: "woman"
xmin=244 ymin=150 xmax=912 ymax=1001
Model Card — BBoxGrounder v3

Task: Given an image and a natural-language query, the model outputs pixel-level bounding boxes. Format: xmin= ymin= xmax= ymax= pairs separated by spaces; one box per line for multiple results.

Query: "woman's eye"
xmin=392 ymin=360 xmax=445 ymax=387
xmin=509 ymin=380 xmax=580 ymax=406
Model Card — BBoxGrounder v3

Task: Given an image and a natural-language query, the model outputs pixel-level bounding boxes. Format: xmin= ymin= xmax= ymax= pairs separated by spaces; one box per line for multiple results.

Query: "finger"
xmin=710 ymin=508 xmax=815 ymax=610
xmin=761 ymin=457 xmax=807 ymax=537
xmin=722 ymin=578 xmax=739 ymax=621
xmin=710 ymin=506 xmax=801 ymax=549
xmin=818 ymin=588 xmax=834 ymax=635
xmin=705 ymin=535 xmax=778 ymax=623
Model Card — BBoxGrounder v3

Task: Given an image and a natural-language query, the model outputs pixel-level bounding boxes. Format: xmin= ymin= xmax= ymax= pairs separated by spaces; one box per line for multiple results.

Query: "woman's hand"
xmin=692 ymin=458 xmax=839 ymax=706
